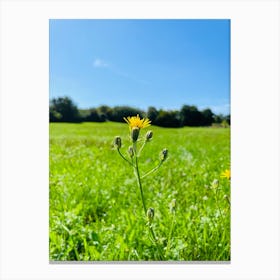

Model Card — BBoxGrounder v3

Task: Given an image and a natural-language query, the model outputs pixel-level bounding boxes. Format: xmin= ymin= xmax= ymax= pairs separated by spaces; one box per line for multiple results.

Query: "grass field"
xmin=49 ymin=122 xmax=230 ymax=261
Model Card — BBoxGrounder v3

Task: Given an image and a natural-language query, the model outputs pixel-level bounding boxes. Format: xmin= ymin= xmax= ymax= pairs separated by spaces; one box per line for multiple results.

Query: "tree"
xmin=180 ymin=105 xmax=202 ymax=126
xmin=201 ymin=108 xmax=214 ymax=126
xmin=147 ymin=106 xmax=159 ymax=123
xmin=213 ymin=114 xmax=223 ymax=124
xmin=110 ymin=106 xmax=145 ymax=122
xmin=97 ymin=105 xmax=112 ymax=121
xmin=154 ymin=110 xmax=182 ymax=127
xmin=85 ymin=108 xmax=103 ymax=122
xmin=49 ymin=96 xmax=80 ymax=122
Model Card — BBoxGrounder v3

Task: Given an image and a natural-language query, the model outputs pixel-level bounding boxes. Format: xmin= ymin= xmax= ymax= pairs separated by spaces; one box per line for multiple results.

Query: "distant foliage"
xmin=109 ymin=106 xmax=145 ymax=122
xmin=147 ymin=106 xmax=159 ymax=123
xmin=49 ymin=96 xmax=230 ymax=127
xmin=154 ymin=110 xmax=181 ymax=128
xmin=50 ymin=96 xmax=81 ymax=123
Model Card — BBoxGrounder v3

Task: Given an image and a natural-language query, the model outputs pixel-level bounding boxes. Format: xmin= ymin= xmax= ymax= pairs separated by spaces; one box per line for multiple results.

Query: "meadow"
xmin=49 ymin=122 xmax=230 ymax=261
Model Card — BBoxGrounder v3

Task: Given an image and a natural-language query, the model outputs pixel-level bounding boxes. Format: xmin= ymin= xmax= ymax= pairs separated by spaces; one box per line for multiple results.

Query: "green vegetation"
xmin=49 ymin=96 xmax=230 ymax=128
xmin=49 ymin=122 xmax=230 ymax=261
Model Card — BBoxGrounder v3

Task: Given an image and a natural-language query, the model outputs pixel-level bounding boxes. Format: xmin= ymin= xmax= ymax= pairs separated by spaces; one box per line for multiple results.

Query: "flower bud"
xmin=128 ymin=146 xmax=134 ymax=157
xmin=160 ymin=148 xmax=168 ymax=162
xmin=211 ymin=179 xmax=219 ymax=189
xmin=169 ymin=198 xmax=176 ymax=213
xmin=147 ymin=207 xmax=154 ymax=223
xmin=131 ymin=127 xmax=140 ymax=142
xmin=113 ymin=136 xmax=122 ymax=149
xmin=145 ymin=130 xmax=153 ymax=141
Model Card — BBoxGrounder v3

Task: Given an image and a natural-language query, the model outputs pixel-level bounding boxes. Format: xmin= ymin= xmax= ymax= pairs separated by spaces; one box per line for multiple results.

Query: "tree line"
xmin=50 ymin=96 xmax=230 ymax=127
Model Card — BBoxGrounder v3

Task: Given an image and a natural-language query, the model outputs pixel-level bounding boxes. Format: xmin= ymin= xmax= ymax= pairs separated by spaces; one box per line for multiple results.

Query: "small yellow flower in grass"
xmin=221 ymin=169 xmax=231 ymax=180
xmin=124 ymin=114 xmax=151 ymax=130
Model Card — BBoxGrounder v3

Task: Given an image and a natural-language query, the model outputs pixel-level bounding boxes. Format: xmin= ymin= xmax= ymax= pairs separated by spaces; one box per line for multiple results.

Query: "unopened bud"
xmin=160 ymin=148 xmax=168 ymax=162
xmin=211 ymin=179 xmax=219 ymax=189
xmin=147 ymin=207 xmax=154 ymax=223
xmin=131 ymin=127 xmax=140 ymax=142
xmin=170 ymin=199 xmax=176 ymax=213
xmin=145 ymin=130 xmax=153 ymax=141
xmin=128 ymin=146 xmax=134 ymax=157
xmin=113 ymin=136 xmax=122 ymax=149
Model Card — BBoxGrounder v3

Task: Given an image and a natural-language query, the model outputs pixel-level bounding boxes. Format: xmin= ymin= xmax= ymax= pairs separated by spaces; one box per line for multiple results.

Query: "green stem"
xmin=137 ymin=140 xmax=147 ymax=157
xmin=214 ymin=189 xmax=225 ymax=225
xmin=133 ymin=142 xmax=164 ymax=260
xmin=148 ymin=224 xmax=164 ymax=260
xmin=165 ymin=212 xmax=175 ymax=258
xmin=134 ymin=144 xmax=147 ymax=213
xmin=141 ymin=161 xmax=163 ymax=179
xmin=225 ymin=195 xmax=231 ymax=206
xmin=117 ymin=148 xmax=134 ymax=167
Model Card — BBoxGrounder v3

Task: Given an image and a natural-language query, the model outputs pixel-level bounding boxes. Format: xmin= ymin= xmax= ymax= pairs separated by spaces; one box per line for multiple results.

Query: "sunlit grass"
xmin=49 ymin=122 xmax=230 ymax=261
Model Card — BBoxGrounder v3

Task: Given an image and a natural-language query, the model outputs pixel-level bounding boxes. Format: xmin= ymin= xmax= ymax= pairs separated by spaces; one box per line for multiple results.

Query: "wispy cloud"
xmin=93 ymin=58 xmax=109 ymax=68
xmin=92 ymin=57 xmax=149 ymax=85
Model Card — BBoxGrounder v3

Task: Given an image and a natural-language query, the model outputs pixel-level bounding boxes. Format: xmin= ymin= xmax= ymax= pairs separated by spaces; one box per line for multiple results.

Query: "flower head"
xmin=131 ymin=127 xmax=140 ymax=142
xmin=124 ymin=114 xmax=151 ymax=130
xmin=147 ymin=207 xmax=155 ymax=223
xmin=221 ymin=169 xmax=231 ymax=180
xmin=128 ymin=146 xmax=134 ymax=157
xmin=160 ymin=148 xmax=168 ymax=162
xmin=145 ymin=130 xmax=153 ymax=141
xmin=113 ymin=136 xmax=122 ymax=149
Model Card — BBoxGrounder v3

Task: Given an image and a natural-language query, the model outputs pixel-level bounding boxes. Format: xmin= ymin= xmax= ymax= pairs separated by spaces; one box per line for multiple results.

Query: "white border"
xmin=0 ymin=0 xmax=279 ymax=279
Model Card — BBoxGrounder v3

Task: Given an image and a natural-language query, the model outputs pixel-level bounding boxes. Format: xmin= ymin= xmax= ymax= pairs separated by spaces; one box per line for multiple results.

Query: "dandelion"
xmin=221 ymin=169 xmax=231 ymax=180
xmin=124 ymin=114 xmax=151 ymax=130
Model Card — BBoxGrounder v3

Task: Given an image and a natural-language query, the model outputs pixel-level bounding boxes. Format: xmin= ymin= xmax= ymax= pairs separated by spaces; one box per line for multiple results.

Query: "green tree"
xmin=201 ymin=108 xmax=214 ymax=126
xmin=147 ymin=106 xmax=159 ymax=123
xmin=49 ymin=96 xmax=80 ymax=122
xmin=110 ymin=106 xmax=145 ymax=122
xmin=180 ymin=105 xmax=202 ymax=126
xmin=97 ymin=105 xmax=112 ymax=121
xmin=85 ymin=108 xmax=104 ymax=122
xmin=155 ymin=110 xmax=182 ymax=127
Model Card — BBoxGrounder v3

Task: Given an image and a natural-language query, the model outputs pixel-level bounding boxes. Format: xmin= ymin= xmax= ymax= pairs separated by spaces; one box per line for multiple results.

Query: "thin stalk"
xmin=148 ymin=224 xmax=164 ymax=260
xmin=225 ymin=195 xmax=231 ymax=206
xmin=133 ymin=143 xmax=147 ymax=213
xmin=214 ymin=188 xmax=225 ymax=225
xmin=117 ymin=148 xmax=134 ymax=167
xmin=137 ymin=140 xmax=147 ymax=157
xmin=141 ymin=161 xmax=163 ymax=179
xmin=133 ymin=142 xmax=164 ymax=260
xmin=165 ymin=212 xmax=175 ymax=258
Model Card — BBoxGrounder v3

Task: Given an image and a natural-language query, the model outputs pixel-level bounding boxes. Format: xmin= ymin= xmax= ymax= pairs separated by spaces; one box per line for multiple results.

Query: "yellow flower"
xmin=220 ymin=169 xmax=231 ymax=180
xmin=124 ymin=114 xmax=151 ymax=130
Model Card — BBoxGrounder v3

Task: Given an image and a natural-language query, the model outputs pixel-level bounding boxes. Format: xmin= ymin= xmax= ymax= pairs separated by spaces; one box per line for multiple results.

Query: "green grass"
xmin=49 ymin=122 xmax=230 ymax=261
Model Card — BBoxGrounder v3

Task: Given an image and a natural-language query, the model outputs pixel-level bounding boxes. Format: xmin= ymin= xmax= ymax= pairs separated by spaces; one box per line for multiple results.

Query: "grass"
xmin=49 ymin=122 xmax=230 ymax=261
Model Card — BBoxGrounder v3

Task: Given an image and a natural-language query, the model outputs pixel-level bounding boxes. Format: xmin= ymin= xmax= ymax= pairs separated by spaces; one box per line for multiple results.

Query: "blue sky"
xmin=49 ymin=19 xmax=230 ymax=115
